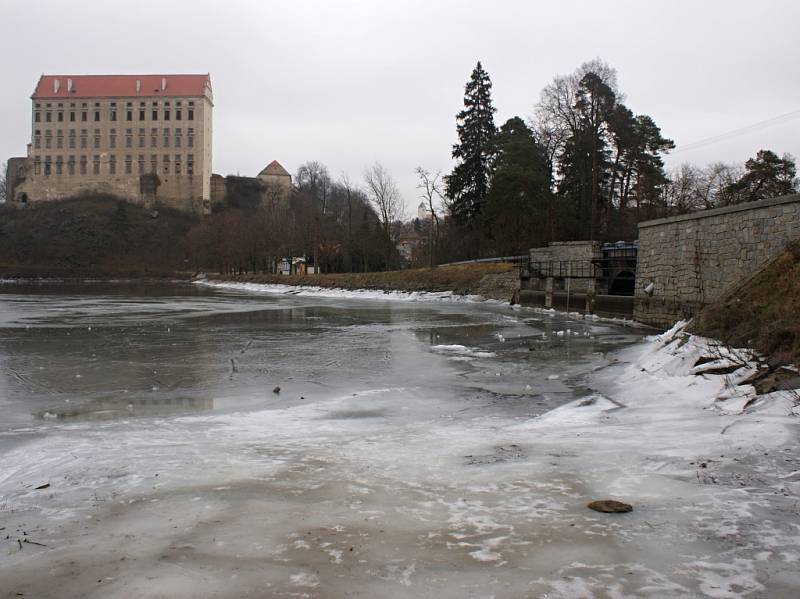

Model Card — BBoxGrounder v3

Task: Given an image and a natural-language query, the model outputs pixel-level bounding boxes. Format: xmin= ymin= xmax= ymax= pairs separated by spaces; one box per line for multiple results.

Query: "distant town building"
xmin=257 ymin=160 xmax=292 ymax=193
xmin=417 ymin=201 xmax=429 ymax=220
xmin=397 ymin=230 xmax=425 ymax=264
xmin=8 ymin=74 xmax=214 ymax=213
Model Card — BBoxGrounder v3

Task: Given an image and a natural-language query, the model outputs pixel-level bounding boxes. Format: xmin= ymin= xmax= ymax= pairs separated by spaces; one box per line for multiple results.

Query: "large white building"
xmin=10 ymin=74 xmax=214 ymax=213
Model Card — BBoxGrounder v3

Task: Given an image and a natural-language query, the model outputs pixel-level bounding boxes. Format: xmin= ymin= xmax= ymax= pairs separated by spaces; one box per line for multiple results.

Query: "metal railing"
xmin=437 ymin=255 xmax=529 ymax=268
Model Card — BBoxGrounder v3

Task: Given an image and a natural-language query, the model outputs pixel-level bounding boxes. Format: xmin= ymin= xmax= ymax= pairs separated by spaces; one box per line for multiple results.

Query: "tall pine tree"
xmin=484 ymin=117 xmax=552 ymax=253
xmin=445 ymin=62 xmax=497 ymax=226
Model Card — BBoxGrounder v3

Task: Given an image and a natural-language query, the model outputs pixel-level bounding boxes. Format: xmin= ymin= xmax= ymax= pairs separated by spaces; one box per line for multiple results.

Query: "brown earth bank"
xmin=692 ymin=241 xmax=800 ymax=366
xmin=0 ymin=195 xmax=197 ymax=277
xmin=209 ymin=263 xmax=521 ymax=302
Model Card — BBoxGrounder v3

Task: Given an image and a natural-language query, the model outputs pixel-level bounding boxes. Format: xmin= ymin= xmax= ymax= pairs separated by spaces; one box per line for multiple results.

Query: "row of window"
xmin=34 ymin=128 xmax=196 ymax=150
xmin=34 ymin=100 xmax=196 ymax=124
xmin=36 ymin=100 xmax=194 ymax=108
xmin=34 ymin=154 xmax=196 ymax=176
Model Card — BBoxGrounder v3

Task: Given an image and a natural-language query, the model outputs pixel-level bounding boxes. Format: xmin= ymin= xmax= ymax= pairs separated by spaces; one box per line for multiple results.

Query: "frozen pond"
xmin=0 ymin=283 xmax=797 ymax=598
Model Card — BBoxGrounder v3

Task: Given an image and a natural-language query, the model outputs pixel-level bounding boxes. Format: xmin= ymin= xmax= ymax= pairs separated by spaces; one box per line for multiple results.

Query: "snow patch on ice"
xmin=430 ymin=344 xmax=497 ymax=359
xmin=196 ymin=280 xmax=499 ymax=305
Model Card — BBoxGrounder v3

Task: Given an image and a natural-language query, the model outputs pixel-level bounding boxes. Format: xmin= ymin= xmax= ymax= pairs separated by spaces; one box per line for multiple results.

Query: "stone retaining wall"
xmin=634 ymin=194 xmax=800 ymax=327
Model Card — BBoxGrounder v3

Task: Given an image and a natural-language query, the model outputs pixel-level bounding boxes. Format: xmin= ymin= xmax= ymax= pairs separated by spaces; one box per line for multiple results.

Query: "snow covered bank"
xmin=196 ymin=279 xmax=497 ymax=304
xmin=505 ymin=321 xmax=800 ymax=596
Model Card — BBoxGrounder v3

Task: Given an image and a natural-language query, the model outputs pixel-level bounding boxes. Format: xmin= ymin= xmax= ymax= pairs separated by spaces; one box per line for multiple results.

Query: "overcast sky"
xmin=3 ymin=0 xmax=799 ymax=213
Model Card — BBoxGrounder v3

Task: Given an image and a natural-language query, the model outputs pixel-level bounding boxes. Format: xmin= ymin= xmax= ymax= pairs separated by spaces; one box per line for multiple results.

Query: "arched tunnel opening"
xmin=609 ymin=270 xmax=636 ymax=296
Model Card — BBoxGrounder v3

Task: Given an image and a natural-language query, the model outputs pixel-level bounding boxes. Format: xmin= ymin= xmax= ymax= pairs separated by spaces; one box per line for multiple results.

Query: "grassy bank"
xmin=213 ymin=263 xmax=519 ymax=300
xmin=692 ymin=242 xmax=800 ymax=365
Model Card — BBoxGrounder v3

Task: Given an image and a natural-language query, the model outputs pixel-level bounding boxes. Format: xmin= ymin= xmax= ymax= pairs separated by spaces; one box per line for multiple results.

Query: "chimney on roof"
xmin=136 ymin=79 xmax=141 ymax=93
xmin=161 ymin=77 xmax=167 ymax=91
xmin=67 ymin=78 xmax=73 ymax=93
xmin=53 ymin=78 xmax=60 ymax=94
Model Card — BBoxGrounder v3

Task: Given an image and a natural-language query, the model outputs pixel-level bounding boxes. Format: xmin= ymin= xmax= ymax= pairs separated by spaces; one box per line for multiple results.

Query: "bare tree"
xmin=698 ymin=162 xmax=743 ymax=208
xmin=0 ymin=161 xmax=7 ymax=203
xmin=662 ymin=163 xmax=704 ymax=214
xmin=661 ymin=161 xmax=745 ymax=214
xmin=415 ymin=167 xmax=444 ymax=267
xmin=338 ymin=173 xmax=358 ymax=271
xmin=532 ymin=58 xmax=620 ymax=185
xmin=296 ymin=161 xmax=331 ymax=213
xmin=364 ymin=162 xmax=402 ymax=269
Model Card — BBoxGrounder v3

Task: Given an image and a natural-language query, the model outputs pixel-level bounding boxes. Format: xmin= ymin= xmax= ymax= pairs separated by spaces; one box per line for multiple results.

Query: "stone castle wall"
xmin=634 ymin=194 xmax=800 ymax=327
xmin=528 ymin=241 xmax=600 ymax=293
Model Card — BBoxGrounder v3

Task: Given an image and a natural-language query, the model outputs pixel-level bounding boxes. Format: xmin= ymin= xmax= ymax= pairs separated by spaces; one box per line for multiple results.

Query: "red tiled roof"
xmin=32 ymin=74 xmax=211 ymax=99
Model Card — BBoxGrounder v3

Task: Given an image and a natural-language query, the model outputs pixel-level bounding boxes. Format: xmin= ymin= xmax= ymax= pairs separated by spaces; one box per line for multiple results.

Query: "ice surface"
xmin=0 ymin=287 xmax=798 ymax=597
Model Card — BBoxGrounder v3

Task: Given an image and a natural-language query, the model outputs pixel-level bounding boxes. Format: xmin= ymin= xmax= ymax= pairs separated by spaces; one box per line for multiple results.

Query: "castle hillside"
xmin=7 ymin=74 xmax=214 ymax=213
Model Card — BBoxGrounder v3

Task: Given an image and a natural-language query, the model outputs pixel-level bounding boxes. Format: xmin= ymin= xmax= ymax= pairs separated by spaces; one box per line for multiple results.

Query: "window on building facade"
xmin=94 ymin=111 xmax=100 ymax=122
xmin=176 ymin=109 xmax=182 ymax=121
xmin=109 ymin=155 xmax=116 ymax=175
xmin=81 ymin=111 xmax=87 ymax=122
xmin=138 ymin=128 xmax=145 ymax=148
xmin=46 ymin=112 xmax=52 ymax=123
xmin=68 ymin=155 xmax=75 ymax=175
xmin=188 ymin=109 xmax=194 ymax=121
xmin=125 ymin=155 xmax=132 ymax=175
xmin=150 ymin=155 xmax=157 ymax=174
xmin=175 ymin=129 xmax=182 ymax=148
xmin=80 ymin=129 xmax=88 ymax=149
xmin=80 ymin=155 xmax=87 ymax=175
xmin=93 ymin=155 xmax=100 ymax=175
xmin=34 ymin=111 xmax=41 ymax=123
xmin=110 ymin=109 xmax=117 ymax=122
xmin=150 ymin=128 xmax=158 ymax=147
xmin=109 ymin=129 xmax=117 ymax=149
xmin=55 ymin=156 xmax=63 ymax=175
xmin=164 ymin=110 xmax=170 ymax=121
xmin=56 ymin=130 xmax=63 ymax=149
xmin=139 ymin=109 xmax=145 ymax=120
xmin=94 ymin=129 xmax=101 ymax=149
xmin=187 ymin=154 xmax=194 ymax=176
xmin=125 ymin=128 xmax=133 ymax=148
xmin=163 ymin=154 xmax=170 ymax=174
xmin=69 ymin=111 xmax=76 ymax=122
xmin=187 ymin=128 xmax=194 ymax=148
xmin=44 ymin=156 xmax=52 ymax=176
xmin=152 ymin=109 xmax=158 ymax=120
xmin=45 ymin=130 xmax=52 ymax=149
xmin=68 ymin=129 xmax=76 ymax=149
xmin=57 ymin=111 xmax=64 ymax=122
xmin=175 ymin=154 xmax=182 ymax=174
xmin=163 ymin=128 xmax=170 ymax=148
xmin=34 ymin=130 xmax=41 ymax=149
xmin=34 ymin=157 xmax=41 ymax=175
xmin=138 ymin=154 xmax=145 ymax=175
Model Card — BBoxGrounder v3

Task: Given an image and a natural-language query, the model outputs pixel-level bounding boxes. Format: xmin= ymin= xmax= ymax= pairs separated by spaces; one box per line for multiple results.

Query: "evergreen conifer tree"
xmin=445 ymin=62 xmax=497 ymax=225
xmin=484 ymin=117 xmax=551 ymax=253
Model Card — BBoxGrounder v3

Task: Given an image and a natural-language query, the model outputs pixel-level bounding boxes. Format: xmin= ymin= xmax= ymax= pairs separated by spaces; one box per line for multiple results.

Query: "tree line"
xmin=438 ymin=59 xmax=798 ymax=260
xmin=186 ymin=162 xmax=405 ymax=275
